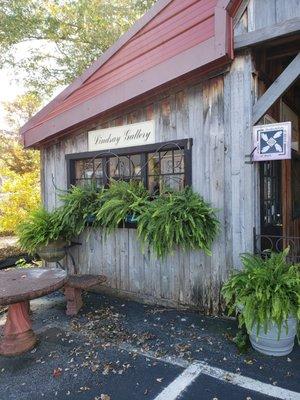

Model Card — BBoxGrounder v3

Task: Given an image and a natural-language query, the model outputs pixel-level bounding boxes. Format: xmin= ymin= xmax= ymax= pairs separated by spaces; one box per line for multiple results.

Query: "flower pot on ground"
xmin=222 ymin=248 xmax=300 ymax=356
xmin=248 ymin=317 xmax=297 ymax=356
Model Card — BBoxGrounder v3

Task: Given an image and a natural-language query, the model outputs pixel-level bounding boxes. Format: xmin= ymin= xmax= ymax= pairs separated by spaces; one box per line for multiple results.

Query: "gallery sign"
xmin=252 ymin=122 xmax=291 ymax=161
xmin=88 ymin=120 xmax=155 ymax=151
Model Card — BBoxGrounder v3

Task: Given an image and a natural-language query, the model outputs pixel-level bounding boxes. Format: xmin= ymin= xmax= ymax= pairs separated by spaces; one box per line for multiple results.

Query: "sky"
xmin=0 ymin=68 xmax=25 ymax=131
xmin=0 ymin=41 xmax=60 ymax=132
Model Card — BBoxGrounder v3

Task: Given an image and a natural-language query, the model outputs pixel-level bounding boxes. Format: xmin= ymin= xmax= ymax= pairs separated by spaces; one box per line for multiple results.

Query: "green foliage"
xmin=0 ymin=169 xmax=40 ymax=234
xmin=16 ymin=207 xmax=71 ymax=254
xmin=17 ymin=180 xmax=220 ymax=259
xmin=137 ymin=187 xmax=220 ymax=258
xmin=0 ymin=133 xmax=40 ymax=175
xmin=96 ymin=180 xmax=150 ymax=234
xmin=56 ymin=184 xmax=103 ymax=235
xmin=0 ymin=134 xmax=40 ymax=234
xmin=233 ymin=328 xmax=250 ymax=354
xmin=2 ymin=92 xmax=42 ymax=132
xmin=0 ymin=0 xmax=156 ymax=97
xmin=222 ymin=249 xmax=300 ymax=338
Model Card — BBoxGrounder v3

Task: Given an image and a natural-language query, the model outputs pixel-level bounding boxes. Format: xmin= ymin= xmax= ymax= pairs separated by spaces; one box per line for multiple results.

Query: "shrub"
xmin=137 ymin=187 xmax=220 ymax=258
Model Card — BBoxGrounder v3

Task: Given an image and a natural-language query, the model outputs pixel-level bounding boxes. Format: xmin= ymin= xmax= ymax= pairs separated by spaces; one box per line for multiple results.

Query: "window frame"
xmin=65 ymin=139 xmax=193 ymax=190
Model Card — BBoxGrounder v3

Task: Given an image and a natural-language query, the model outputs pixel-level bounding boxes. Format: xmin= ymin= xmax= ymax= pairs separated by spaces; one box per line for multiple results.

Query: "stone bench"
xmin=64 ymin=274 xmax=107 ymax=316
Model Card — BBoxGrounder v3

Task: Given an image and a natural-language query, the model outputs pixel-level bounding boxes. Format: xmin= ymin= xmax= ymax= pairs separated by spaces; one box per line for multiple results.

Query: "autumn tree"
xmin=0 ymin=92 xmax=40 ymax=244
xmin=2 ymin=92 xmax=42 ymax=132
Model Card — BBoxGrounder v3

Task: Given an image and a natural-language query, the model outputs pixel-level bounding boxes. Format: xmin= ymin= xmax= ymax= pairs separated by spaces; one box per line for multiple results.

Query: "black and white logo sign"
xmin=253 ymin=122 xmax=291 ymax=161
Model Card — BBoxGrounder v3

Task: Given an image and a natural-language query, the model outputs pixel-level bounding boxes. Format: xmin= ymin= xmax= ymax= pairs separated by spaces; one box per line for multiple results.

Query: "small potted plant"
xmin=137 ymin=187 xmax=220 ymax=258
xmin=17 ymin=208 xmax=72 ymax=262
xmin=222 ymin=248 xmax=300 ymax=356
xmin=95 ymin=180 xmax=150 ymax=233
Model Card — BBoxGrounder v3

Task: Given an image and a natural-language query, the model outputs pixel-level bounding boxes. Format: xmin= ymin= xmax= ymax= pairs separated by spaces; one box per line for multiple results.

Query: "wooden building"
xmin=21 ymin=0 xmax=300 ymax=314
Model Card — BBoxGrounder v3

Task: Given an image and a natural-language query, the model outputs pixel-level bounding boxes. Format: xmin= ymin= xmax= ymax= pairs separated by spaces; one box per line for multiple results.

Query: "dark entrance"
xmin=259 ymin=160 xmax=283 ymax=252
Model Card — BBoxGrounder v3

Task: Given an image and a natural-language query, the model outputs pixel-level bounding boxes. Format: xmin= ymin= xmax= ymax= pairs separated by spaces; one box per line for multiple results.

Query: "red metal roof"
xmin=21 ymin=0 xmax=242 ymax=148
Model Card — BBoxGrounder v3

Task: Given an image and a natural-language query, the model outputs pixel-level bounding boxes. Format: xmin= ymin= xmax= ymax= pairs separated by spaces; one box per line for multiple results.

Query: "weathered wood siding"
xmin=41 ymin=52 xmax=256 ymax=313
xmin=235 ymin=0 xmax=300 ymax=34
xmin=249 ymin=0 xmax=300 ymax=30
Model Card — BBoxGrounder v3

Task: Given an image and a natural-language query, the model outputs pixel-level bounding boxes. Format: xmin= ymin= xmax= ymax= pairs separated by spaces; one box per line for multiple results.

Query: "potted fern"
xmin=17 ymin=208 xmax=72 ymax=262
xmin=95 ymin=180 xmax=150 ymax=233
xmin=57 ymin=184 xmax=103 ymax=235
xmin=222 ymin=249 xmax=300 ymax=356
xmin=137 ymin=187 xmax=219 ymax=258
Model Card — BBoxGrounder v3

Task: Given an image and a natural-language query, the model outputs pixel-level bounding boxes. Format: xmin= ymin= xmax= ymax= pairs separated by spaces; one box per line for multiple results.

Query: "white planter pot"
xmin=248 ymin=317 xmax=297 ymax=356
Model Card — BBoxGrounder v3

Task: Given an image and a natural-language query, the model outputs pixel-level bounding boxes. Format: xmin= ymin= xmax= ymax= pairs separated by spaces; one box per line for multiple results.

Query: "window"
xmin=66 ymin=139 xmax=192 ymax=194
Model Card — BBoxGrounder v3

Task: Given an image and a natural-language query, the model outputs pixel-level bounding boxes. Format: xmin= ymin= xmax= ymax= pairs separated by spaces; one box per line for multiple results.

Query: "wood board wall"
xmin=41 ymin=54 xmax=255 ymax=313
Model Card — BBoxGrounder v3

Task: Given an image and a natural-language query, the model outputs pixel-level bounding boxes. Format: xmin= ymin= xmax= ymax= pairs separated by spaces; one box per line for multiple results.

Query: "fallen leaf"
xmin=52 ymin=368 xmax=62 ymax=378
xmin=100 ymin=395 xmax=111 ymax=400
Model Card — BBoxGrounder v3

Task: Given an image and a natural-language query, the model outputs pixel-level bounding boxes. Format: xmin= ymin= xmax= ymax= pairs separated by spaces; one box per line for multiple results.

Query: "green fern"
xmin=56 ymin=184 xmax=103 ymax=235
xmin=95 ymin=180 xmax=150 ymax=234
xmin=17 ymin=207 xmax=71 ymax=255
xmin=222 ymin=248 xmax=300 ymax=339
xmin=137 ymin=187 xmax=220 ymax=258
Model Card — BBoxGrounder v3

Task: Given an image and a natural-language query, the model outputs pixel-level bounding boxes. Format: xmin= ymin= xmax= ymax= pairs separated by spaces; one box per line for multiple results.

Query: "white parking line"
xmin=200 ymin=363 xmax=300 ymax=400
xmin=121 ymin=344 xmax=300 ymax=400
xmin=153 ymin=363 xmax=204 ymax=400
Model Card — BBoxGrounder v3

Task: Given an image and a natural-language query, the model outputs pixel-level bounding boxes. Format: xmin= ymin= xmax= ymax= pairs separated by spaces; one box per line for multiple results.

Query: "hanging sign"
xmin=252 ymin=122 xmax=291 ymax=161
xmin=88 ymin=120 xmax=155 ymax=151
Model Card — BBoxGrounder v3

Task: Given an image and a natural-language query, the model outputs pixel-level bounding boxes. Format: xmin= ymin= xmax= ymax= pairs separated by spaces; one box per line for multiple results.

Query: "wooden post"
xmin=252 ymin=53 xmax=300 ymax=124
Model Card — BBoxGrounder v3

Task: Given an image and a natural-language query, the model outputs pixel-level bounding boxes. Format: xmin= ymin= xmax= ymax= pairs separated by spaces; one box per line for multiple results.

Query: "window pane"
xmin=148 ymin=153 xmax=160 ymax=176
xmin=75 ymin=160 xmax=84 ymax=180
xmin=130 ymin=154 xmax=142 ymax=177
xmin=161 ymin=174 xmax=184 ymax=191
xmin=174 ymin=149 xmax=184 ymax=173
xmin=147 ymin=149 xmax=185 ymax=194
xmin=94 ymin=159 xmax=103 ymax=179
xmin=75 ymin=158 xmax=104 ymax=187
xmin=83 ymin=160 xmax=94 ymax=179
xmin=109 ymin=154 xmax=142 ymax=181
xmin=160 ymin=151 xmax=173 ymax=174
xmin=148 ymin=175 xmax=160 ymax=195
xmin=110 ymin=156 xmax=130 ymax=178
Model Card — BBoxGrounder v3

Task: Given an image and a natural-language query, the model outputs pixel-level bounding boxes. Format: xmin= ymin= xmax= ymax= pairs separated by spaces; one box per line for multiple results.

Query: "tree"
xmin=0 ymin=0 xmax=156 ymax=97
xmin=2 ymin=92 xmax=42 ymax=132
xmin=0 ymin=168 xmax=40 ymax=234
xmin=0 ymin=132 xmax=40 ymax=174
xmin=0 ymin=133 xmax=40 ymax=234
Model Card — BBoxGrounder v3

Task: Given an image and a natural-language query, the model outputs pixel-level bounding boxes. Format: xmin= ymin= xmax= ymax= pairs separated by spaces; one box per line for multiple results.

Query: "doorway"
xmin=254 ymin=52 xmax=300 ymax=259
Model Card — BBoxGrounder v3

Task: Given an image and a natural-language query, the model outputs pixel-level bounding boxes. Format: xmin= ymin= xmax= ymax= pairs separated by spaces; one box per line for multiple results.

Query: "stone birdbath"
xmin=0 ymin=268 xmax=67 ymax=356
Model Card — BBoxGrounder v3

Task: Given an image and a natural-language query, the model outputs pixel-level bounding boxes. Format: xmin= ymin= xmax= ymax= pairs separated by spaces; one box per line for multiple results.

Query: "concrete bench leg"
xmin=64 ymin=286 xmax=83 ymax=316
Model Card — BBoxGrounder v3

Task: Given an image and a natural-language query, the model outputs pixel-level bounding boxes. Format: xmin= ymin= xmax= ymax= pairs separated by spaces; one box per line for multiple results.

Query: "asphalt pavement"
xmin=0 ymin=291 xmax=299 ymax=400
